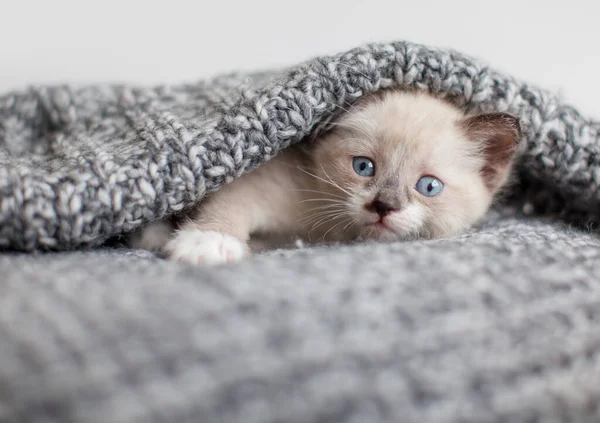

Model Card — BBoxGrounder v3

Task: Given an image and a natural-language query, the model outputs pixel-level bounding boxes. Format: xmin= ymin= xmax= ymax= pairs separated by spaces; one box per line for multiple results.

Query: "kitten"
xmin=130 ymin=90 xmax=521 ymax=265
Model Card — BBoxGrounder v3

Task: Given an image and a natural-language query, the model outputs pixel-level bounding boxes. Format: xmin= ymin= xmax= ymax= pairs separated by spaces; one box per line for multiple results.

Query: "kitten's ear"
xmin=460 ymin=112 xmax=522 ymax=191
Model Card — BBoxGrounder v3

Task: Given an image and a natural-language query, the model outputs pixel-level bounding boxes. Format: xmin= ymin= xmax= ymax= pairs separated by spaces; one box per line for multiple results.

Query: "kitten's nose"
xmin=366 ymin=199 xmax=399 ymax=217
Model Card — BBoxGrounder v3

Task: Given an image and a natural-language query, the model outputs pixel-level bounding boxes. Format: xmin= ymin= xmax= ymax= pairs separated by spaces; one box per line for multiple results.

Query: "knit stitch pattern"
xmin=1 ymin=41 xmax=599 ymax=250
xmin=2 ymin=216 xmax=600 ymax=423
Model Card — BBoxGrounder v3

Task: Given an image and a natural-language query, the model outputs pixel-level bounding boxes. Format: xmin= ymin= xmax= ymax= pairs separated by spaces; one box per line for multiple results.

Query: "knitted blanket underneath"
xmin=2 ymin=216 xmax=600 ymax=423
xmin=1 ymin=41 xmax=600 ymax=250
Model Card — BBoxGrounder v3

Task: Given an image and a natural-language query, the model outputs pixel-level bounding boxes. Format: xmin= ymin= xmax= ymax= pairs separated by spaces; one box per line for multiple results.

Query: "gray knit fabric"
xmin=2 ymin=41 xmax=600 ymax=423
xmin=2 ymin=215 xmax=600 ymax=423
xmin=1 ymin=41 xmax=599 ymax=250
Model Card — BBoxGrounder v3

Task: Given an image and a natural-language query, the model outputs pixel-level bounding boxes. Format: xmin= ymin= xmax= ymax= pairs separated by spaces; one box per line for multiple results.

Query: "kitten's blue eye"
xmin=352 ymin=157 xmax=375 ymax=177
xmin=416 ymin=176 xmax=444 ymax=197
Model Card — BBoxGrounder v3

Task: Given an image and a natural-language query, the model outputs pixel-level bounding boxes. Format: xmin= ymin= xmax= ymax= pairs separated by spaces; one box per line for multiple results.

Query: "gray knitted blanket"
xmin=2 ymin=41 xmax=600 ymax=423
xmin=1 ymin=41 xmax=599 ymax=250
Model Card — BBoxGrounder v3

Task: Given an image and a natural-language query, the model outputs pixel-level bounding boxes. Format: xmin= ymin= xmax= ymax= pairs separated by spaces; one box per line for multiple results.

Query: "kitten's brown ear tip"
xmin=495 ymin=112 xmax=522 ymax=144
xmin=461 ymin=112 xmax=522 ymax=191
xmin=461 ymin=112 xmax=522 ymax=148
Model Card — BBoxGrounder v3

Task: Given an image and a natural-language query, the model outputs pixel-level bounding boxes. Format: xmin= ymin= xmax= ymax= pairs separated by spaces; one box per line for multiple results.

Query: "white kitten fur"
xmin=131 ymin=90 xmax=520 ymax=265
xmin=165 ymin=230 xmax=249 ymax=265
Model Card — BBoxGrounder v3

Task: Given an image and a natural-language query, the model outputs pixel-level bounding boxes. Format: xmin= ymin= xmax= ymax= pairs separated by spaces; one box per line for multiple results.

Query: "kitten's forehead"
xmin=349 ymin=91 xmax=464 ymax=142
xmin=343 ymin=91 xmax=476 ymax=171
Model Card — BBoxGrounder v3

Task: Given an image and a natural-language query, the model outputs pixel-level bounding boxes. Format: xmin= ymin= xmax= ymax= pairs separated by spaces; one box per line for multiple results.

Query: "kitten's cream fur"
xmin=130 ymin=91 xmax=521 ymax=265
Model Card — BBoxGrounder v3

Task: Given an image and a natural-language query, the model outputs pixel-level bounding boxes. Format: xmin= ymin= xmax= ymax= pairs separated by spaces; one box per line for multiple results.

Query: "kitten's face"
xmin=309 ymin=91 xmax=520 ymax=242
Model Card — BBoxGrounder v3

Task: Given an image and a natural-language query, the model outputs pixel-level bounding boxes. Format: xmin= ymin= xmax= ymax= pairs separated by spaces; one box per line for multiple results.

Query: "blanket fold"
xmin=1 ymin=41 xmax=599 ymax=250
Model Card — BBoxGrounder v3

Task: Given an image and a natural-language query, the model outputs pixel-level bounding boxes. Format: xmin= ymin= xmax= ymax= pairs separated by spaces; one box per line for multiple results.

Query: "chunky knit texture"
xmin=1 ymin=41 xmax=599 ymax=250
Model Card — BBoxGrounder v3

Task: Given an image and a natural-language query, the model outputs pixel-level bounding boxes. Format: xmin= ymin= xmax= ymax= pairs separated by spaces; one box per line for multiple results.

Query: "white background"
xmin=2 ymin=0 xmax=599 ymax=116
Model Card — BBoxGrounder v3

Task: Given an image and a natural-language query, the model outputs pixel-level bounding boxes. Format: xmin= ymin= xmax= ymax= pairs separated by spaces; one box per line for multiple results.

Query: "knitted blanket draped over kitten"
xmin=1 ymin=41 xmax=599 ymax=250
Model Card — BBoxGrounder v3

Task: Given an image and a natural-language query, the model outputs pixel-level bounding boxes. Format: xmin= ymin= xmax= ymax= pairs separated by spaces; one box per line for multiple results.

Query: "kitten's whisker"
xmin=297 ymin=198 xmax=346 ymax=204
xmin=297 ymin=208 xmax=347 ymax=223
xmin=318 ymin=167 xmax=334 ymax=184
xmin=296 ymin=167 xmax=353 ymax=197
xmin=341 ymin=218 xmax=356 ymax=233
xmin=291 ymin=189 xmax=346 ymax=200
xmin=319 ymin=164 xmax=353 ymax=197
xmin=306 ymin=212 xmax=348 ymax=236
xmin=295 ymin=167 xmax=346 ymax=193
xmin=322 ymin=217 xmax=352 ymax=241
xmin=300 ymin=203 xmax=347 ymax=212
xmin=302 ymin=215 xmax=337 ymax=238
xmin=297 ymin=209 xmax=345 ymax=227
xmin=298 ymin=204 xmax=347 ymax=217
xmin=306 ymin=208 xmax=349 ymax=231
xmin=333 ymin=217 xmax=354 ymax=236
xmin=304 ymin=164 xmax=353 ymax=198
xmin=311 ymin=210 xmax=347 ymax=225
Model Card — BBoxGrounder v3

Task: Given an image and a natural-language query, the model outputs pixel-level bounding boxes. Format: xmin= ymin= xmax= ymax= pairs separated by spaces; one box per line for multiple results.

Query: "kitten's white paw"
xmin=165 ymin=230 xmax=249 ymax=265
